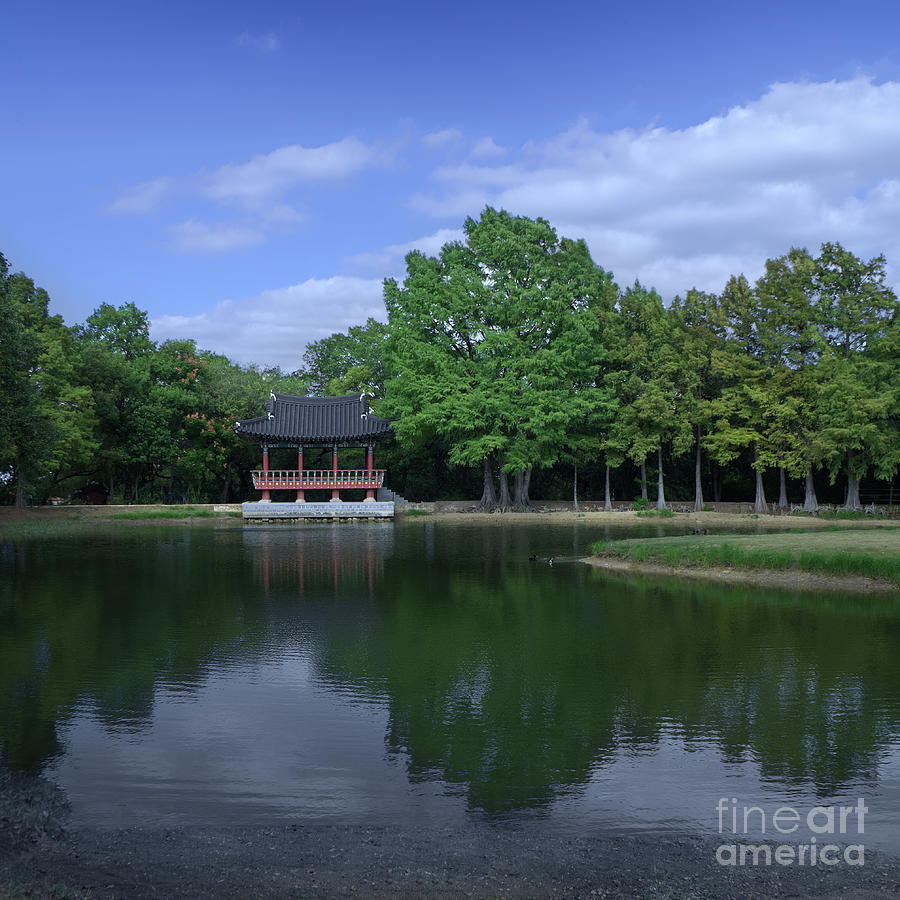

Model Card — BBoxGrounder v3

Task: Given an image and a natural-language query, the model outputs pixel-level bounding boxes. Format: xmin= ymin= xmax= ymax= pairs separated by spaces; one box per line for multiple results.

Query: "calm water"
xmin=1 ymin=520 xmax=899 ymax=851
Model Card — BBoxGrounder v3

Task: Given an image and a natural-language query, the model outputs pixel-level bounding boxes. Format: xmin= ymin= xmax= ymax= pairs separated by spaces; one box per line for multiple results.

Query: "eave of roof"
xmin=234 ymin=393 xmax=393 ymax=443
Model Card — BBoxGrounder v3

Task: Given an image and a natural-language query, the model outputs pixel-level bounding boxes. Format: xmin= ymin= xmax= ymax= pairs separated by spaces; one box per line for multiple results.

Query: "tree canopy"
xmin=1 ymin=219 xmax=897 ymax=510
xmin=382 ymin=208 xmax=617 ymax=508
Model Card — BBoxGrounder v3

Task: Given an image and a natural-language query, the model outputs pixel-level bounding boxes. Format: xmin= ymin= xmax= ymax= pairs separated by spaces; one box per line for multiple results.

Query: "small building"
xmin=234 ymin=393 xmax=395 ymax=519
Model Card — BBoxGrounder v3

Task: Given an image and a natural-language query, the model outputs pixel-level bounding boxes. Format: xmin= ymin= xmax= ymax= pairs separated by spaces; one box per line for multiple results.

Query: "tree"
xmin=0 ymin=257 xmax=92 ymax=505
xmin=812 ymin=243 xmax=899 ymax=508
xmin=185 ymin=351 xmax=307 ymax=502
xmin=671 ymin=289 xmax=727 ymax=510
xmin=301 ymin=318 xmax=387 ymax=397
xmin=605 ymin=284 xmax=693 ymax=510
xmin=79 ymin=302 xmax=155 ymax=359
xmin=0 ymin=255 xmax=48 ymax=505
xmin=74 ymin=303 xmax=157 ymax=500
xmin=382 ymin=208 xmax=615 ymax=509
xmin=706 ymin=275 xmax=784 ymax=514
xmin=751 ymin=248 xmax=827 ymax=510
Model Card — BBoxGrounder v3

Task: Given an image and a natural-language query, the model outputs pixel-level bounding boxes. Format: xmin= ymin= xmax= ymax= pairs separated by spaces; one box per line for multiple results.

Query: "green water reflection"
xmin=1 ymin=522 xmax=899 ymax=826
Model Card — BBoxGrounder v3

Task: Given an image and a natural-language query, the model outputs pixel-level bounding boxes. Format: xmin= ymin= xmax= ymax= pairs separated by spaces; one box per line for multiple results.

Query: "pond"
xmin=2 ymin=519 xmax=899 ymax=853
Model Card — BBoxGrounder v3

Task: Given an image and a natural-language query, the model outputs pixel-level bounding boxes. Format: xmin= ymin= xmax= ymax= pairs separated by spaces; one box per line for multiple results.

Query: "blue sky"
xmin=4 ymin=0 xmax=900 ymax=370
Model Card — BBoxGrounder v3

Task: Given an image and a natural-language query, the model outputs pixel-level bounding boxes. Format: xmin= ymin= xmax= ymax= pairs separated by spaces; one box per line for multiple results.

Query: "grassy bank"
xmin=0 ymin=504 xmax=240 ymax=539
xmin=591 ymin=528 xmax=900 ymax=584
xmin=108 ymin=506 xmax=236 ymax=519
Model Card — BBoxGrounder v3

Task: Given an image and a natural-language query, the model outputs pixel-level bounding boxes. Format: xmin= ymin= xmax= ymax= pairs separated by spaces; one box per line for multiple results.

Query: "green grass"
xmin=402 ymin=508 xmax=431 ymax=517
xmin=791 ymin=509 xmax=874 ymax=520
xmin=0 ymin=518 xmax=94 ymax=540
xmin=108 ymin=507 xmax=219 ymax=519
xmin=590 ymin=528 xmax=900 ymax=583
xmin=635 ymin=508 xmax=675 ymax=518
xmin=0 ymin=506 xmax=238 ymax=538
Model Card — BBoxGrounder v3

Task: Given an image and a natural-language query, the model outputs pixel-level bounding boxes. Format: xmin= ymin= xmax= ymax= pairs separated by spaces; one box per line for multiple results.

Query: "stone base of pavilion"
xmin=241 ymin=500 xmax=395 ymax=521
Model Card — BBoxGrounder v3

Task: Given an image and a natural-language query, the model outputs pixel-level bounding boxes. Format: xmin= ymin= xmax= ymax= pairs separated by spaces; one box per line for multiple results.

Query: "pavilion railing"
xmin=251 ymin=470 xmax=385 ymax=490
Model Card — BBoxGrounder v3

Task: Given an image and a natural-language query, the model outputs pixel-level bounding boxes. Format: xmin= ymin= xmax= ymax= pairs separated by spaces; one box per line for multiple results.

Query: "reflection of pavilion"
xmin=242 ymin=525 xmax=392 ymax=598
xmin=235 ymin=393 xmax=396 ymax=519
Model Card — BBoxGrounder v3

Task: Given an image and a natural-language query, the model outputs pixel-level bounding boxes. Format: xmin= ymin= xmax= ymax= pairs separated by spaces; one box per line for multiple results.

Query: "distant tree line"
xmin=1 ymin=208 xmax=897 ymax=509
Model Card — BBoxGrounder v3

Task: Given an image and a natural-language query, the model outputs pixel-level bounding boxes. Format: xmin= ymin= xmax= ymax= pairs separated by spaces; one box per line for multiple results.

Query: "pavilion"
xmin=234 ymin=392 xmax=395 ymax=519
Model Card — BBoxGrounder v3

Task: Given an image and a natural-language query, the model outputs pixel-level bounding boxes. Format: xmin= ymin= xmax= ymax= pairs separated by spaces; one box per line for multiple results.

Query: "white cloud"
xmin=106 ymin=177 xmax=173 ymax=214
xmin=422 ymin=128 xmax=464 ymax=149
xmin=470 ymin=137 xmax=507 ymax=159
xmin=412 ymin=78 xmax=900 ymax=297
xmin=170 ymin=220 xmax=264 ymax=253
xmin=109 ymin=136 xmax=386 ymax=254
xmin=150 ymin=276 xmax=385 ymax=370
xmin=236 ymin=32 xmax=279 ymax=53
xmin=345 ymin=228 xmax=465 ymax=275
xmin=204 ymin=137 xmax=377 ymax=206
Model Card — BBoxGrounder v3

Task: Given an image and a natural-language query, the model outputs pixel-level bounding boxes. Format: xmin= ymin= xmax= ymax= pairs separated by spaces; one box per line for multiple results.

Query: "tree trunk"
xmin=803 ymin=469 xmax=818 ymax=513
xmin=753 ymin=444 xmax=768 ymax=514
xmin=604 ymin=464 xmax=612 ymax=511
xmin=221 ymin=460 xmax=232 ymax=503
xmin=656 ymin=446 xmax=666 ymax=510
xmin=777 ymin=466 xmax=788 ymax=510
xmin=844 ymin=449 xmax=862 ymax=510
xmin=498 ymin=467 xmax=512 ymax=509
xmin=573 ymin=463 xmax=578 ymax=511
xmin=640 ymin=460 xmax=648 ymax=500
xmin=694 ymin=425 xmax=704 ymax=512
xmin=479 ymin=457 xmax=497 ymax=510
xmin=14 ymin=452 xmax=26 ymax=508
xmin=513 ymin=469 xmax=533 ymax=510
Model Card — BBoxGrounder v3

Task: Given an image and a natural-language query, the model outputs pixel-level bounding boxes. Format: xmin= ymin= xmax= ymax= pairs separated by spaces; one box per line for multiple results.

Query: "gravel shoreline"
xmin=3 ymin=768 xmax=899 ymax=898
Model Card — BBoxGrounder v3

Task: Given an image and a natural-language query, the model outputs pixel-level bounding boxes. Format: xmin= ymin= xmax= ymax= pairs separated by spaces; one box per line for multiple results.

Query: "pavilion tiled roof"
xmin=234 ymin=393 xmax=393 ymax=443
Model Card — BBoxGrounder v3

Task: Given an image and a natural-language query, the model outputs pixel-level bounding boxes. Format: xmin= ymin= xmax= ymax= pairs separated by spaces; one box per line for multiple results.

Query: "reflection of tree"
xmin=0 ymin=531 xmax=250 ymax=771
xmin=2 ymin=522 xmax=899 ymax=817
xmin=0 ymin=525 xmax=395 ymax=772
xmin=311 ymin=525 xmax=900 ymax=812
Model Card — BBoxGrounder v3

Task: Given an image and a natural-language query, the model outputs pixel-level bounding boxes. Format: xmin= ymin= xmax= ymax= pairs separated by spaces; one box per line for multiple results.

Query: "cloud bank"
xmin=412 ymin=78 xmax=900 ymax=296
xmin=150 ymin=276 xmax=385 ymax=371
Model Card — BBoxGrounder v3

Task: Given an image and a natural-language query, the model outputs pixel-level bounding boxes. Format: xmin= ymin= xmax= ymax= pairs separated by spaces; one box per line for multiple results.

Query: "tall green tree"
xmin=605 ymin=284 xmax=693 ymax=510
xmin=671 ymin=289 xmax=727 ymax=510
xmin=0 ymin=257 xmax=93 ymax=505
xmin=74 ymin=303 xmax=157 ymax=500
xmin=706 ymin=274 xmax=784 ymax=513
xmin=383 ymin=208 xmax=615 ymax=509
xmin=812 ymin=242 xmax=899 ymax=508
xmin=751 ymin=248 xmax=823 ymax=510
xmin=0 ymin=255 xmax=50 ymax=505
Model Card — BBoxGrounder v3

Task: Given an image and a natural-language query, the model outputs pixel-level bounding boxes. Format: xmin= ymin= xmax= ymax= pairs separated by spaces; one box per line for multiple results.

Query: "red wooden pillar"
xmin=331 ymin=444 xmax=340 ymax=500
xmin=366 ymin=442 xmax=375 ymax=500
xmin=296 ymin=445 xmax=305 ymax=502
xmin=261 ymin=443 xmax=270 ymax=501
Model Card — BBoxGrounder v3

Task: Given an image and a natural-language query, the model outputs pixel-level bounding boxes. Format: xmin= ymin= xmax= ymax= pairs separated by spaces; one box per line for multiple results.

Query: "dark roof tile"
xmin=234 ymin=393 xmax=393 ymax=443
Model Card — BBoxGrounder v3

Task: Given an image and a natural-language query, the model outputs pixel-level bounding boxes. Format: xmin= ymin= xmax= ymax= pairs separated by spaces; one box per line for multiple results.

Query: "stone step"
xmin=377 ymin=487 xmax=407 ymax=504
